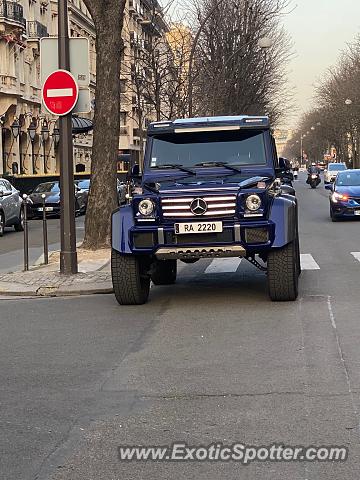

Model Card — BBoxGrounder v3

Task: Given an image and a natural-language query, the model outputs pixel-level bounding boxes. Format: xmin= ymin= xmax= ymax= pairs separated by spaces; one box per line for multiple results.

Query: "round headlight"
xmin=138 ymin=199 xmax=155 ymax=216
xmin=246 ymin=194 xmax=262 ymax=211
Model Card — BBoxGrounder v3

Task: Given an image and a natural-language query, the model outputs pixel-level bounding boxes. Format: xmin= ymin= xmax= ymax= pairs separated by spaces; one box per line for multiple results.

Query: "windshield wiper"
xmin=151 ymin=164 xmax=196 ymax=175
xmin=194 ymin=162 xmax=242 ymax=174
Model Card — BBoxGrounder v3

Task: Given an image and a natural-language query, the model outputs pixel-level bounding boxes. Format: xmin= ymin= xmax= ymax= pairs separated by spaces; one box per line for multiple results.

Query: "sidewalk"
xmin=0 ymin=248 xmax=113 ymax=297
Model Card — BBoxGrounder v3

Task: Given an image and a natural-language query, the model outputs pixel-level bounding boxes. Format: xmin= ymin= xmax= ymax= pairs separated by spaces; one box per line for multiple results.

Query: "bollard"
xmin=22 ymin=194 xmax=29 ymax=272
xmin=41 ymin=194 xmax=49 ymax=265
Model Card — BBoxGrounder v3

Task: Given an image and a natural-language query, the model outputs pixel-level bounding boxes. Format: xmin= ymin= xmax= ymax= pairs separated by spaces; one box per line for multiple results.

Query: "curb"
xmin=0 ymin=282 xmax=114 ymax=298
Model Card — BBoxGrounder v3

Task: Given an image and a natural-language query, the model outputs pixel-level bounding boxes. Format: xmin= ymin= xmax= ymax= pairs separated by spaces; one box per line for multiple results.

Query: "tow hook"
xmin=245 ymin=255 xmax=267 ymax=272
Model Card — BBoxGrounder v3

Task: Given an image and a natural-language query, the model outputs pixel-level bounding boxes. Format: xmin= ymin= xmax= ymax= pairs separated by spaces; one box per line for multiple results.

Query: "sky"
xmin=283 ymin=0 xmax=360 ymax=126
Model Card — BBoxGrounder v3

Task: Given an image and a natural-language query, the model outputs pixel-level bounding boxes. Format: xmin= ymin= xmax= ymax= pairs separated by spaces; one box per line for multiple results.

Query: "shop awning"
xmin=72 ymin=116 xmax=93 ymax=134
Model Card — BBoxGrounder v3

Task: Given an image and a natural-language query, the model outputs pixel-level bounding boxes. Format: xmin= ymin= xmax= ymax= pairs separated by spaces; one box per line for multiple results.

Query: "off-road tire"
xmin=14 ymin=208 xmax=24 ymax=232
xmin=0 ymin=212 xmax=4 ymax=237
xmin=268 ymin=240 xmax=299 ymax=301
xmin=111 ymin=249 xmax=150 ymax=305
xmin=151 ymin=260 xmax=177 ymax=285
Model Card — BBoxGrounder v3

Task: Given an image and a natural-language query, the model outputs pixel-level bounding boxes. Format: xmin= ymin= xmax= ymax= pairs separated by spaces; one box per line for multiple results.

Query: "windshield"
xmin=329 ymin=164 xmax=346 ymax=171
xmin=149 ymin=130 xmax=267 ymax=168
xmin=336 ymin=171 xmax=360 ymax=186
xmin=34 ymin=182 xmax=60 ymax=193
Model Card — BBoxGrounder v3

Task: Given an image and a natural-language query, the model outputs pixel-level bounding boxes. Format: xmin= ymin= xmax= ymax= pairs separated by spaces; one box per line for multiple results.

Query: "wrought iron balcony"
xmin=27 ymin=20 xmax=48 ymax=39
xmin=0 ymin=1 xmax=26 ymax=29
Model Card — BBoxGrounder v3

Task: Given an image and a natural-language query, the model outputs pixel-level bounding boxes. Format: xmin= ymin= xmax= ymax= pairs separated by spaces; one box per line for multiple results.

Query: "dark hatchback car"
xmin=326 ymin=169 xmax=360 ymax=221
xmin=28 ymin=181 xmax=88 ymax=218
xmin=75 ymin=178 xmax=127 ymax=206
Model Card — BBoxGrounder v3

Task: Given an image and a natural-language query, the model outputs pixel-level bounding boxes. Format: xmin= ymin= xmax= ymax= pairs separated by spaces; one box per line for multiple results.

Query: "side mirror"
xmin=0 ymin=190 xmax=11 ymax=197
xmin=130 ymin=164 xmax=141 ymax=179
xmin=325 ymin=184 xmax=333 ymax=191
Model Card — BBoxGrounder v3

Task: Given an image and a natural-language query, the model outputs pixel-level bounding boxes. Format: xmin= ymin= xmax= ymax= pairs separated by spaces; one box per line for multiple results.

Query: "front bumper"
xmin=30 ymin=205 xmax=61 ymax=217
xmin=331 ymin=203 xmax=360 ymax=218
xmin=129 ymin=221 xmax=275 ymax=258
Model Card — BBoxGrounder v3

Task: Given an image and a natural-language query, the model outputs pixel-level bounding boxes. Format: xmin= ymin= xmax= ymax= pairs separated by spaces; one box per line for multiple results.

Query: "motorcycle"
xmin=307 ymin=173 xmax=321 ymax=189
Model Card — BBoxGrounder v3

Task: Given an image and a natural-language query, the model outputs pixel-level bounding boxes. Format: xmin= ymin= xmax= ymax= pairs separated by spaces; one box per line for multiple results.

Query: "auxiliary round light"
xmin=246 ymin=194 xmax=262 ymax=211
xmin=138 ymin=199 xmax=154 ymax=216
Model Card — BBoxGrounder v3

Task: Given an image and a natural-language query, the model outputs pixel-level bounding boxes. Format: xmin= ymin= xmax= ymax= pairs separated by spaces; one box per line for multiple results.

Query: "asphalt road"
xmin=2 ymin=174 xmax=360 ymax=479
xmin=0 ymin=216 xmax=85 ymax=273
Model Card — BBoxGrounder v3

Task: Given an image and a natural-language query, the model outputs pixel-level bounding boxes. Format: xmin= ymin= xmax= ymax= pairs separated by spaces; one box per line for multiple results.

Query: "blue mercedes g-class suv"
xmin=111 ymin=115 xmax=300 ymax=304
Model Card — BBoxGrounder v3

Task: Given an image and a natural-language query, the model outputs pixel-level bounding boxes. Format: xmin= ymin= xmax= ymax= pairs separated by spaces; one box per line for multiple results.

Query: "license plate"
xmin=354 ymin=211 xmax=360 ymax=216
xmin=175 ymin=221 xmax=223 ymax=234
xmin=37 ymin=207 xmax=54 ymax=212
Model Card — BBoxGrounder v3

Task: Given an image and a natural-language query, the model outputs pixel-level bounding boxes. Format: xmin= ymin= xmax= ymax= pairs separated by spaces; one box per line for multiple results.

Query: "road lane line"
xmin=205 ymin=258 xmax=242 ymax=274
xmin=351 ymin=252 xmax=360 ymax=262
xmin=300 ymin=254 xmax=320 ymax=270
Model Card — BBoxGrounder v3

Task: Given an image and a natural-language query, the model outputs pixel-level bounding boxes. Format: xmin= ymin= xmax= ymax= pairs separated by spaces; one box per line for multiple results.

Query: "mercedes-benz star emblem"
xmin=190 ymin=198 xmax=208 ymax=216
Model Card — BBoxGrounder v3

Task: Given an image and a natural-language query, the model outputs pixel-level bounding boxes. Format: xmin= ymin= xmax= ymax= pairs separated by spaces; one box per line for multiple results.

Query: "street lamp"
xmin=11 ymin=118 xmax=21 ymax=175
xmin=28 ymin=120 xmax=37 ymax=175
xmin=11 ymin=118 xmax=20 ymax=139
xmin=41 ymin=119 xmax=50 ymax=174
xmin=53 ymin=127 xmax=60 ymax=146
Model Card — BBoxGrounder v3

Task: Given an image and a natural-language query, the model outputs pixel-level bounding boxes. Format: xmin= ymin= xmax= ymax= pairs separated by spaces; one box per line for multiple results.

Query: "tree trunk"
xmin=82 ymin=1 xmax=126 ymax=249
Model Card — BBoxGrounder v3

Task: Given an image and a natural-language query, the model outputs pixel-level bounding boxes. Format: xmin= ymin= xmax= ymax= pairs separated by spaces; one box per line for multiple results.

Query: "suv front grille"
xmin=161 ymin=195 xmax=237 ymax=218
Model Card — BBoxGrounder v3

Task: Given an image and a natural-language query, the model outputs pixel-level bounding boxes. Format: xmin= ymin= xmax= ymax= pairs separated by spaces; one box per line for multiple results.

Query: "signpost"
xmin=40 ymin=37 xmax=91 ymax=114
xmin=57 ymin=0 xmax=78 ymax=274
xmin=42 ymin=70 xmax=79 ymax=116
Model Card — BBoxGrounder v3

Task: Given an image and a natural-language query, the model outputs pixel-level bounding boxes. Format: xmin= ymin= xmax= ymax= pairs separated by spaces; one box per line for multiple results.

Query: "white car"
xmin=324 ymin=163 xmax=347 ymax=183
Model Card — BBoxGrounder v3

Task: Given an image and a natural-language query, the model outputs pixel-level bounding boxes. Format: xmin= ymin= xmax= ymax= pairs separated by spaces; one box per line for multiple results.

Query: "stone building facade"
xmin=0 ymin=0 xmax=167 ymax=180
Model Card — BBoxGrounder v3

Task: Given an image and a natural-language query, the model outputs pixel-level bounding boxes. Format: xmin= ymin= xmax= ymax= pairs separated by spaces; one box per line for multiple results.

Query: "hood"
xmin=336 ymin=185 xmax=360 ymax=197
xmin=30 ymin=192 xmax=60 ymax=204
xmin=143 ymin=174 xmax=272 ymax=195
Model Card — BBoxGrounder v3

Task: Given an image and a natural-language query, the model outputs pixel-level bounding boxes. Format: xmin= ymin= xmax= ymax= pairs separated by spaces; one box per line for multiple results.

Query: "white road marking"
xmin=205 ymin=258 xmax=242 ymax=274
xmin=47 ymin=88 xmax=73 ymax=98
xmin=351 ymin=252 xmax=360 ymax=262
xmin=300 ymin=254 xmax=320 ymax=270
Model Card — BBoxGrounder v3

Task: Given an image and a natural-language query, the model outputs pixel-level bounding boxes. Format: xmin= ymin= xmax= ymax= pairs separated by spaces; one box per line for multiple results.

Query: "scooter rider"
xmin=307 ymin=162 xmax=320 ymax=175
xmin=306 ymin=162 xmax=321 ymax=186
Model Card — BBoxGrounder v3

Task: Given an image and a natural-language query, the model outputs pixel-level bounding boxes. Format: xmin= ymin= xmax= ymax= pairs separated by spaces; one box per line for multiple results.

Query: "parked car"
xmin=324 ymin=162 xmax=347 ymax=183
xmin=75 ymin=178 xmax=127 ymax=208
xmin=28 ymin=181 xmax=87 ymax=218
xmin=326 ymin=169 xmax=360 ymax=221
xmin=0 ymin=178 xmax=24 ymax=236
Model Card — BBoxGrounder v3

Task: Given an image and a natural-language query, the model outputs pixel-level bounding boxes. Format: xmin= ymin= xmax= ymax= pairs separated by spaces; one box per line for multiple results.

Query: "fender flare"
xmin=111 ymin=205 xmax=135 ymax=254
xmin=269 ymin=195 xmax=298 ymax=248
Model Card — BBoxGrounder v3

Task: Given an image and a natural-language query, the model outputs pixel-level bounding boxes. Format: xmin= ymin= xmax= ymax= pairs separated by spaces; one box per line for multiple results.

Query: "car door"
xmin=0 ymin=180 xmax=12 ymax=225
xmin=3 ymin=180 xmax=20 ymax=224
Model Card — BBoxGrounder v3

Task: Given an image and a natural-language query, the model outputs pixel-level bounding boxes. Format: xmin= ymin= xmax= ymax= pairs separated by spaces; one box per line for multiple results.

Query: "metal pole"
xmin=41 ymin=194 xmax=49 ymax=265
xmin=43 ymin=138 xmax=47 ymax=174
xmin=23 ymin=195 xmax=29 ymax=272
xmin=31 ymin=141 xmax=36 ymax=174
xmin=58 ymin=0 xmax=78 ymax=274
xmin=300 ymin=135 xmax=303 ymax=166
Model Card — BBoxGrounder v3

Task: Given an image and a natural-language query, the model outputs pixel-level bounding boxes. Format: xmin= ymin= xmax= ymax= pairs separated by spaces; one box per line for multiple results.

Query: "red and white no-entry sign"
xmin=42 ymin=69 xmax=79 ymax=116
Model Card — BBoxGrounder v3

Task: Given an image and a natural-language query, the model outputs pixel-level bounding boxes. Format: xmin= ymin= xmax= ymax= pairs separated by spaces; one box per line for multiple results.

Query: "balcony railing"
xmin=27 ymin=20 xmax=48 ymax=39
xmin=0 ymin=1 xmax=26 ymax=29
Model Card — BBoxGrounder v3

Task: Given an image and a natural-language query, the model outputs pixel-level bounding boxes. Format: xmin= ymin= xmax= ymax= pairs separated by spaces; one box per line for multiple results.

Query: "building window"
xmin=120 ymin=111 xmax=127 ymax=125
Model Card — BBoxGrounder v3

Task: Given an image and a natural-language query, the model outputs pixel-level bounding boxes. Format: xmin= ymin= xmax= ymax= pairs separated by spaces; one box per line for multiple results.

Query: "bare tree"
xmin=192 ymin=0 xmax=293 ymax=124
xmin=81 ymin=0 xmax=126 ymax=249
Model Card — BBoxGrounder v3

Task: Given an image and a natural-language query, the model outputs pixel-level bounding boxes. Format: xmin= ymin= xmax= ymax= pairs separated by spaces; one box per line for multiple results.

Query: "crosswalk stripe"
xmin=351 ymin=252 xmax=360 ymax=262
xmin=205 ymin=258 xmax=242 ymax=274
xmin=300 ymin=254 xmax=320 ymax=270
